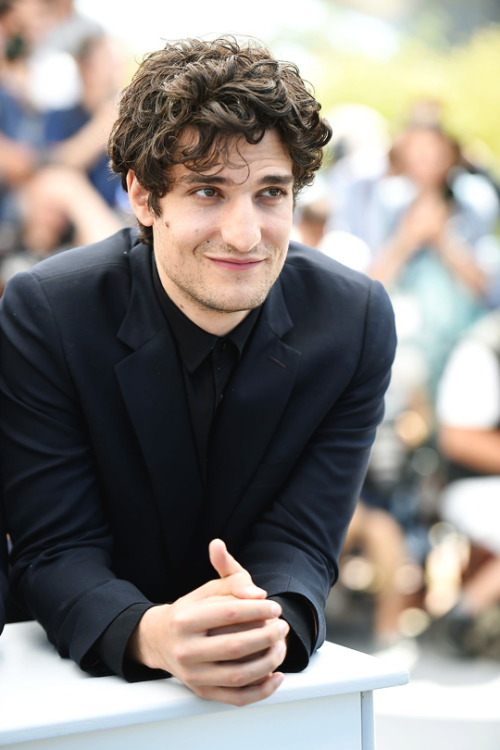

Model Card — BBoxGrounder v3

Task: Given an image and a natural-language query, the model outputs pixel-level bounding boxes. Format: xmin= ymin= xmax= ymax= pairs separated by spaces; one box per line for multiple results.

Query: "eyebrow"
xmin=178 ymin=173 xmax=294 ymax=188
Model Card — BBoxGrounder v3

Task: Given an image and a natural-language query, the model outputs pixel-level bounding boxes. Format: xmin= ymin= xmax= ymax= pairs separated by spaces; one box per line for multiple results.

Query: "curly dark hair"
xmin=108 ymin=36 xmax=332 ymax=245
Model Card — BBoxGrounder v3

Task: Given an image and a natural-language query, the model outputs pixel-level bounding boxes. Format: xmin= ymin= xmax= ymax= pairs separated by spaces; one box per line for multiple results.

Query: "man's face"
xmin=128 ymin=129 xmax=294 ymax=335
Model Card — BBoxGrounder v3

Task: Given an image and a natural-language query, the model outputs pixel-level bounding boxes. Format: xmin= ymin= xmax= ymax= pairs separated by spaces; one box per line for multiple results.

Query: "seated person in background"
xmin=432 ymin=308 xmax=500 ymax=657
xmin=0 ymin=36 xmax=396 ymax=706
xmin=0 ymin=163 xmax=123 ymax=288
xmin=44 ymin=32 xmax=126 ymax=208
xmin=0 ymin=0 xmax=50 ymax=215
xmin=37 ymin=0 xmax=103 ymax=58
xmin=0 ymin=1 xmax=124 ymax=260
xmin=341 ymin=498 xmax=407 ymax=648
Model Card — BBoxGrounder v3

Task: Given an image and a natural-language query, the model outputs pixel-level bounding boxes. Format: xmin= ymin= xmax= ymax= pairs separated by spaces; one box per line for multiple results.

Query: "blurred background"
xmin=1 ymin=1 xmax=499 ymax=746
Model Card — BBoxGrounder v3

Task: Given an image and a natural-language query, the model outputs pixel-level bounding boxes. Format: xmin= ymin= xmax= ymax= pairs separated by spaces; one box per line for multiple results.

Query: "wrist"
xmin=126 ymin=603 xmax=170 ymax=670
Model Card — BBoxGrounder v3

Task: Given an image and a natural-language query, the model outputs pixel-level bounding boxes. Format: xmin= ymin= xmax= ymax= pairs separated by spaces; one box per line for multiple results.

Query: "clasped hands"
xmin=127 ymin=539 xmax=289 ymax=705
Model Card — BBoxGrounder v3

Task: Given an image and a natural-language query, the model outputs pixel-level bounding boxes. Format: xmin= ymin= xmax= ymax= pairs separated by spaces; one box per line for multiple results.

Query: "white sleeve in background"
xmin=436 ymin=339 xmax=500 ymax=428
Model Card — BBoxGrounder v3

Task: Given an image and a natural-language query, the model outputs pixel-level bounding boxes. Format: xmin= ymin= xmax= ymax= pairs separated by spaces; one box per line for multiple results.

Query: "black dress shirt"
xmin=93 ymin=259 xmax=314 ymax=680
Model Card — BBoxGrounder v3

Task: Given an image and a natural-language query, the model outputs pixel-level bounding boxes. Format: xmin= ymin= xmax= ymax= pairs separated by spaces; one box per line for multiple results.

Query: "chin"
xmin=219 ymin=295 xmax=268 ymax=313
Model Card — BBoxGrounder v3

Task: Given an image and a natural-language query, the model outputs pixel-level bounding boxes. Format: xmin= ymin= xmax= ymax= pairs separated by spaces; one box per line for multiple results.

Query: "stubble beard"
xmin=165 ymin=242 xmax=286 ymax=316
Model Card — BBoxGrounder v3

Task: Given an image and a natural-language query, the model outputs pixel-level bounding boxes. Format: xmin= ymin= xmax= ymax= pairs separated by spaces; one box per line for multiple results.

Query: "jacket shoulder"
xmin=28 ymin=228 xmax=142 ymax=281
xmin=0 ymin=229 xmax=149 ymax=329
xmin=279 ymin=241 xmax=396 ymax=363
xmin=283 ymin=240 xmax=386 ymax=307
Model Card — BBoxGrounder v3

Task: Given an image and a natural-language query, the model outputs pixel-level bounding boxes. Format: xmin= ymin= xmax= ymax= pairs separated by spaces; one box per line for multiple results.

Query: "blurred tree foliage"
xmin=307 ymin=23 xmax=500 ymax=176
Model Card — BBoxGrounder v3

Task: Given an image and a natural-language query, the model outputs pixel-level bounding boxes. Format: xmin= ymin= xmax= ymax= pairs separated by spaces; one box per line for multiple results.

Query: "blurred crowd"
xmin=0 ymin=2 xmax=499 ymax=660
xmin=0 ymin=0 xmax=130 ymax=290
xmin=295 ymin=101 xmax=500 ymax=660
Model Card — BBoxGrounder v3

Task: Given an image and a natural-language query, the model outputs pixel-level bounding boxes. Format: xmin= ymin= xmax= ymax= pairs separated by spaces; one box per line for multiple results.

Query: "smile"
xmin=207 ymin=257 xmax=265 ymax=271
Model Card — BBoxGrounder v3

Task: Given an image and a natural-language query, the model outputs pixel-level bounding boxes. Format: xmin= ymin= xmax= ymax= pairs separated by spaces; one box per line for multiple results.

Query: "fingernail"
xmin=279 ymin=620 xmax=289 ymax=637
xmin=269 ymin=602 xmax=282 ymax=617
xmin=273 ymin=672 xmax=285 ymax=688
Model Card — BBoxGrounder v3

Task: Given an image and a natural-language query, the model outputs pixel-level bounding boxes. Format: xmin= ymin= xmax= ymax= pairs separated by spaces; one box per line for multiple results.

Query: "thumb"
xmin=208 ymin=539 xmax=267 ymax=598
xmin=209 ymin=538 xmax=244 ymax=578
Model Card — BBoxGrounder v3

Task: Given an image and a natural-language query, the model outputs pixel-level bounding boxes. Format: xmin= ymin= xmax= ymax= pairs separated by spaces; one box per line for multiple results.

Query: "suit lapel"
xmin=207 ymin=278 xmax=301 ymax=535
xmin=114 ymin=245 xmax=204 ymax=566
xmin=114 ymin=246 xmax=301 ymax=561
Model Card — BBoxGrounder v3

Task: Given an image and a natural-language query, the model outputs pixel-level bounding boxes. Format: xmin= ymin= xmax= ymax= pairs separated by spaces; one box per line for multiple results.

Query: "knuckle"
xmin=223 ymin=603 xmax=240 ymax=622
xmin=171 ymin=644 xmax=189 ymax=667
xmin=227 ymin=666 xmax=247 ymax=688
xmin=273 ymin=643 xmax=287 ymax=668
xmin=231 ymin=691 xmax=249 ymax=707
xmin=264 ymin=633 xmax=278 ymax=651
xmin=225 ymin=640 xmax=245 ymax=661
xmin=230 ymin=572 xmax=251 ymax=591
xmin=234 ymin=571 xmax=251 ymax=584
xmin=259 ymin=624 xmax=280 ymax=649
xmin=170 ymin=611 xmax=189 ymax=634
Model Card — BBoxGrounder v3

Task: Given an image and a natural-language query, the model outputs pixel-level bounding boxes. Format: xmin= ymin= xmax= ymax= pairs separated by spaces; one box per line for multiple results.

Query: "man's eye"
xmin=262 ymin=187 xmax=285 ymax=198
xmin=195 ymin=187 xmax=218 ymax=198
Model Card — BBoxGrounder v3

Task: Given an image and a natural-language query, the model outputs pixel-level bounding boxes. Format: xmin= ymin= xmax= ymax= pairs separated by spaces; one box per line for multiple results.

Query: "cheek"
xmin=267 ymin=211 xmax=293 ymax=239
xmin=274 ymin=221 xmax=293 ymax=253
xmin=268 ymin=243 xmax=289 ymax=278
xmin=171 ymin=216 xmax=210 ymax=244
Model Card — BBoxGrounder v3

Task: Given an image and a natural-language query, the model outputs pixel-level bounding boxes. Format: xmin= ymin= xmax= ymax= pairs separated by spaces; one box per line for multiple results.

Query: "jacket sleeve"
xmin=0 ymin=506 xmax=7 ymax=635
xmin=0 ymin=271 xmax=152 ymax=666
xmin=238 ymin=279 xmax=396 ymax=656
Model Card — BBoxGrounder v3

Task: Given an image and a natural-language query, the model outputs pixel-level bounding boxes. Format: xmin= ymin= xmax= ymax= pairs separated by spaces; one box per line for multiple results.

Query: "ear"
xmin=127 ymin=170 xmax=154 ymax=226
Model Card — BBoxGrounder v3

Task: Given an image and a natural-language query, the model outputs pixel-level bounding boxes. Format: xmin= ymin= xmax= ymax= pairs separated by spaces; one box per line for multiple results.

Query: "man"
xmin=0 ymin=36 xmax=396 ymax=705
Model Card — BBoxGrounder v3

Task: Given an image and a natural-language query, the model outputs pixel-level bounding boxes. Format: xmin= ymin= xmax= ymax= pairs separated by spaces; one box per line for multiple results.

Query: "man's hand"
xmin=127 ymin=540 xmax=289 ymax=705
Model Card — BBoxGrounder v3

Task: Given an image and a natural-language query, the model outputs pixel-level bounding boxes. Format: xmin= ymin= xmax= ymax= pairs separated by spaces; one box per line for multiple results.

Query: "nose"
xmin=219 ymin=197 xmax=262 ymax=253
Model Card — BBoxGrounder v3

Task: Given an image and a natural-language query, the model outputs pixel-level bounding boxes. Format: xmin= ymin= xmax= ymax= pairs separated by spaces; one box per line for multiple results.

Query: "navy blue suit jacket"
xmin=0 ymin=509 xmax=7 ymax=634
xmin=0 ymin=228 xmax=396 ymax=669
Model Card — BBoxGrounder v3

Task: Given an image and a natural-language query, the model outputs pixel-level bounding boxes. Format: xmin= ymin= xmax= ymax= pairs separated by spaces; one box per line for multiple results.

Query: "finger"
xmin=204 ymin=619 xmax=289 ymax=662
xmin=208 ymin=619 xmax=268 ymax=637
xmin=187 ymin=572 xmax=268 ymax=602
xmin=171 ymin=597 xmax=282 ymax=637
xmin=193 ymin=672 xmax=285 ymax=706
xmin=188 ymin=640 xmax=287 ymax=692
xmin=209 ymin=538 xmax=245 ymax=578
xmin=208 ymin=539 xmax=267 ymax=599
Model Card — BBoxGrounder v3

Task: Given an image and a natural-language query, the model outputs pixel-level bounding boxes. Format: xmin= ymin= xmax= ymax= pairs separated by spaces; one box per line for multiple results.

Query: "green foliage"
xmin=314 ymin=24 xmax=500 ymax=177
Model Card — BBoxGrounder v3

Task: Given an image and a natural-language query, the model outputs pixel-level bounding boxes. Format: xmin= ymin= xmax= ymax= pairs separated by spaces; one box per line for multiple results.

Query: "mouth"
xmin=207 ymin=257 xmax=265 ymax=271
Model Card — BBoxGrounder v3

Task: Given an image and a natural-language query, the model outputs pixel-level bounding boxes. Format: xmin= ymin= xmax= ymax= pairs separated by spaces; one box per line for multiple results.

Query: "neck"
xmin=172 ymin=302 xmax=251 ymax=336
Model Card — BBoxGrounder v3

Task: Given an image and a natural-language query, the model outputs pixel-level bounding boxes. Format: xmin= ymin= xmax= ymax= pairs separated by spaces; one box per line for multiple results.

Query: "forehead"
xmin=173 ymin=128 xmax=293 ymax=178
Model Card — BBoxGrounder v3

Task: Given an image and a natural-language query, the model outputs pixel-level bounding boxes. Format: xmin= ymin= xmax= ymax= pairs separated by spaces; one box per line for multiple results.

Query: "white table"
xmin=0 ymin=621 xmax=408 ymax=749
